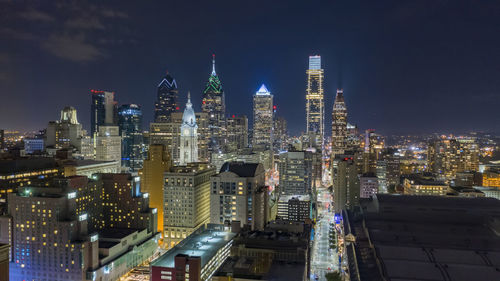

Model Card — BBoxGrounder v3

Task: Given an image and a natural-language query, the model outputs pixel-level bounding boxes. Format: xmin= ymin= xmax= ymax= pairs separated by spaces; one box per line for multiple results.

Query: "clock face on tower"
xmin=184 ymin=129 xmax=189 ymax=135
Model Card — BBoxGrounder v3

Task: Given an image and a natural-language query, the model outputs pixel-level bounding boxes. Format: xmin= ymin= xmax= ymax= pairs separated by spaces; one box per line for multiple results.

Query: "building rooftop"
xmin=0 ymin=157 xmax=58 ymax=174
xmin=214 ymin=257 xmax=305 ymax=281
xmin=219 ymin=162 xmax=263 ymax=177
xmin=347 ymin=194 xmax=500 ymax=280
xmin=151 ymin=224 xmax=235 ymax=269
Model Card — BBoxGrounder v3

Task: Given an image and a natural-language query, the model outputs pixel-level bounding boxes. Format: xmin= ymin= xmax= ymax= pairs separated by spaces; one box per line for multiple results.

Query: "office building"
xmin=483 ymin=170 xmax=500 ymax=187
xmin=0 ymin=244 xmax=9 ymax=281
xmin=179 ymin=93 xmax=198 ymax=165
xmin=331 ymin=89 xmax=347 ymax=158
xmin=332 ymin=153 xmax=360 ymax=214
xmin=118 ymin=104 xmax=144 ymax=170
xmin=360 ymin=173 xmax=379 ymax=198
xmin=427 ymin=138 xmax=479 ymax=181
xmin=202 ymin=55 xmax=226 ymax=154
xmin=155 ymin=72 xmax=179 ymax=123
xmin=363 ymin=129 xmax=385 ymax=173
xmin=221 ymin=221 xmax=311 ymax=281
xmin=90 ymin=90 xmax=117 ymax=137
xmin=151 ymin=224 xmax=236 ymax=281
xmin=403 ymin=174 xmax=449 ymax=196
xmin=277 ymin=194 xmax=311 ymax=222
xmin=346 ymin=194 xmax=500 ymax=280
xmin=163 ymin=163 xmax=215 ymax=248
xmin=139 ymin=144 xmax=171 ymax=234
xmin=95 ymin=125 xmax=121 ymax=165
xmin=273 ymin=115 xmax=287 ymax=152
xmin=23 ymin=138 xmax=44 ymax=154
xmin=278 ymin=150 xmax=315 ymax=195
xmin=5 ymin=174 xmax=158 ymax=281
xmin=226 ymin=115 xmax=248 ymax=152
xmin=210 ymin=162 xmax=268 ymax=230
xmin=45 ymin=106 xmax=85 ymax=152
xmin=150 ymin=111 xmax=209 ymax=165
xmin=305 ymin=55 xmax=324 ymax=149
xmin=0 ymin=129 xmax=4 ymax=150
xmin=252 ymin=84 xmax=273 ymax=150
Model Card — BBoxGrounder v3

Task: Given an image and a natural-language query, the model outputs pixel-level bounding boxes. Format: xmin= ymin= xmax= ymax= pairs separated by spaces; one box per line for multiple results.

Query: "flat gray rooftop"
xmin=152 ymin=225 xmax=235 ymax=269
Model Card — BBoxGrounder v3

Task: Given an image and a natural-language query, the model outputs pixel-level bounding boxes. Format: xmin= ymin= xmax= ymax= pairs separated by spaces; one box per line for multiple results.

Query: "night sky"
xmin=1 ymin=0 xmax=499 ymax=136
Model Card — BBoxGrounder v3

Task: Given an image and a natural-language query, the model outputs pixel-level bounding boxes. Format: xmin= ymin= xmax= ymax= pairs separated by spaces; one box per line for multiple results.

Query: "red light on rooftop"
xmin=202 ymin=101 xmax=206 ymax=104
xmin=232 ymin=115 xmax=235 ymax=118
xmin=273 ymin=105 xmax=277 ymax=110
xmin=175 ymin=107 xmax=180 ymax=110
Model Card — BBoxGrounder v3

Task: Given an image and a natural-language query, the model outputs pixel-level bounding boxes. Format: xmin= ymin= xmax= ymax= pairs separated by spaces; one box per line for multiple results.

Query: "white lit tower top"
xmin=306 ymin=55 xmax=324 ymax=149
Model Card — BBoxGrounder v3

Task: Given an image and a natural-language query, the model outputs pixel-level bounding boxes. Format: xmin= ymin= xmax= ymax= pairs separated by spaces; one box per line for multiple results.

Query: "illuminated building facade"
xmin=427 ymin=138 xmax=479 ymax=181
xmin=363 ymin=129 xmax=385 ymax=173
xmin=90 ymin=90 xmax=117 ymax=137
xmin=5 ymin=174 xmax=158 ymax=281
xmin=118 ymin=104 xmax=144 ymax=170
xmin=95 ymin=126 xmax=121 ymax=165
xmin=483 ymin=170 xmax=500 ymax=187
xmin=305 ymin=55 xmax=324 ymax=148
xmin=277 ymin=195 xmax=311 ymax=222
xmin=403 ymin=174 xmax=449 ymax=196
xmin=45 ymin=106 xmax=84 ymax=152
xmin=332 ymin=153 xmax=360 ymax=214
xmin=360 ymin=173 xmax=379 ymax=198
xmin=273 ymin=116 xmax=287 ymax=151
xmin=202 ymin=55 xmax=226 ymax=154
xmin=252 ymin=84 xmax=273 ymax=150
xmin=179 ymin=93 xmax=198 ymax=165
xmin=210 ymin=162 xmax=268 ymax=230
xmin=149 ymin=111 xmax=209 ymax=165
xmin=163 ymin=163 xmax=215 ymax=249
xmin=0 ymin=244 xmax=8 ymax=281
xmin=278 ymin=150 xmax=314 ymax=195
xmin=331 ymin=89 xmax=348 ymax=158
xmin=139 ymin=144 xmax=171 ymax=234
xmin=225 ymin=115 xmax=248 ymax=152
xmin=154 ymin=72 xmax=179 ymax=123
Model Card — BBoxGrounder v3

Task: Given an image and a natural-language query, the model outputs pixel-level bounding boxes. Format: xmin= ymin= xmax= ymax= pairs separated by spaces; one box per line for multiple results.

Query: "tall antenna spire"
xmin=211 ymin=54 xmax=216 ymax=76
xmin=187 ymin=91 xmax=191 ymax=104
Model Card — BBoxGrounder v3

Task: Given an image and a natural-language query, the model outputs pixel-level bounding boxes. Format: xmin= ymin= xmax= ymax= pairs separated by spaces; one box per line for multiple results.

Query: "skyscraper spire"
xmin=212 ymin=54 xmax=216 ymax=76
xmin=187 ymin=91 xmax=191 ymax=104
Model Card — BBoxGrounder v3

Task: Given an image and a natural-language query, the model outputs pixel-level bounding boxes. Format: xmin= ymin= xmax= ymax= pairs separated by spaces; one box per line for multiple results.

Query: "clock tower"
xmin=180 ymin=92 xmax=198 ymax=165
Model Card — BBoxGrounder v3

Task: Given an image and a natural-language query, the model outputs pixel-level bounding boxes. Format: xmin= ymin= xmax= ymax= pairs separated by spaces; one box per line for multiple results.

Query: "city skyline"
xmin=1 ymin=1 xmax=499 ymax=135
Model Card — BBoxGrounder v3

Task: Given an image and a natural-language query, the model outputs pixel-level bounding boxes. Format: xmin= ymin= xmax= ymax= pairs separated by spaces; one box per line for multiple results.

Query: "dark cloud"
xmin=42 ymin=33 xmax=104 ymax=62
xmin=19 ymin=8 xmax=55 ymax=22
xmin=65 ymin=17 xmax=105 ymax=30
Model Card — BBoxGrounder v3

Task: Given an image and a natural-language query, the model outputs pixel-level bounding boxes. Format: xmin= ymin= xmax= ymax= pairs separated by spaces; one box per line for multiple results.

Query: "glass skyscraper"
xmin=202 ymin=55 xmax=226 ymax=154
xmin=118 ymin=104 xmax=144 ymax=170
xmin=154 ymin=72 xmax=179 ymax=123
xmin=305 ymin=55 xmax=324 ymax=149
xmin=90 ymin=90 xmax=117 ymax=137
xmin=252 ymin=84 xmax=273 ymax=150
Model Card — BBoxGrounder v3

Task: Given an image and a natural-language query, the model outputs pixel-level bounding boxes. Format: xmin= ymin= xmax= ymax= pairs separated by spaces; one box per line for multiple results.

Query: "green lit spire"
xmin=203 ymin=54 xmax=223 ymax=94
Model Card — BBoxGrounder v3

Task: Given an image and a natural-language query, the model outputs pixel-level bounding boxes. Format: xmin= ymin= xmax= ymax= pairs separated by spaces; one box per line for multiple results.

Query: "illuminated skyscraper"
xmin=331 ymin=89 xmax=348 ymax=157
xmin=226 ymin=115 xmax=248 ymax=152
xmin=154 ymin=72 xmax=179 ymax=123
xmin=179 ymin=92 xmax=198 ymax=165
xmin=305 ymin=55 xmax=324 ymax=148
xmin=252 ymin=84 xmax=273 ymax=150
xmin=45 ymin=106 xmax=84 ymax=152
xmin=118 ymin=104 xmax=144 ymax=170
xmin=163 ymin=163 xmax=215 ymax=248
xmin=90 ymin=90 xmax=117 ymax=137
xmin=139 ymin=144 xmax=172 ymax=234
xmin=202 ymin=55 xmax=226 ymax=154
